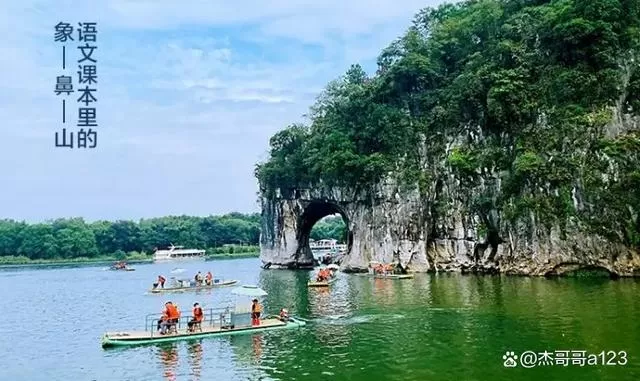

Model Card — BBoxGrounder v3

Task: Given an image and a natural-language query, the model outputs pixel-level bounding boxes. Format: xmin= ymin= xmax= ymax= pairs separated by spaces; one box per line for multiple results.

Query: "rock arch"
xmin=295 ymin=201 xmax=352 ymax=264
xmin=258 ymin=182 xmax=640 ymax=276
xmin=258 ymin=186 xmax=431 ymax=272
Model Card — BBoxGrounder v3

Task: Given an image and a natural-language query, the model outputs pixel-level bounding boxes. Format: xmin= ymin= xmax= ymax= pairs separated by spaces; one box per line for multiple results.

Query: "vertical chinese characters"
xmin=54 ymin=22 xmax=74 ymax=147
xmin=53 ymin=22 xmax=98 ymax=149
xmin=77 ymin=22 xmax=98 ymax=148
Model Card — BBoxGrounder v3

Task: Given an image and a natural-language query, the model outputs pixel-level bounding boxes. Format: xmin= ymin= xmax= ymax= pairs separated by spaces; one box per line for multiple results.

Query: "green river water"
xmin=0 ymin=257 xmax=638 ymax=380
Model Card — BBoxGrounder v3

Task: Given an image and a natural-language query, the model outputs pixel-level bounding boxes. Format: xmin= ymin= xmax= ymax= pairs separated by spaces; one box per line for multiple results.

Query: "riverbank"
xmin=206 ymin=252 xmax=260 ymax=260
xmin=0 ymin=256 xmax=153 ymax=269
xmin=0 ymin=250 xmax=260 ymax=269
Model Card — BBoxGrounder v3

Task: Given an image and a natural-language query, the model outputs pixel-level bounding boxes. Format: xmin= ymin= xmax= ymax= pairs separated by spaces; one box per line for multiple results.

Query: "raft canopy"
xmin=231 ymin=285 xmax=267 ymax=313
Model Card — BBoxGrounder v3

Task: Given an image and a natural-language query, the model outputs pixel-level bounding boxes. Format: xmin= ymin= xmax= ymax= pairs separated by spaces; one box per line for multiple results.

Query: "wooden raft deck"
xmin=373 ymin=274 xmax=414 ymax=279
xmin=149 ymin=280 xmax=238 ymax=293
xmin=357 ymin=273 xmax=415 ymax=279
xmin=105 ymin=318 xmax=286 ymax=340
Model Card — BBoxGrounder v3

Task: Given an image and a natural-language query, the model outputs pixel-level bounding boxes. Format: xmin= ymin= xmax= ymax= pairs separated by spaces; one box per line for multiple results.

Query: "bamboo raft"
xmin=101 ymin=317 xmax=306 ymax=348
xmin=307 ymin=277 xmax=337 ymax=287
xmin=360 ymin=273 xmax=414 ymax=280
xmin=150 ymin=279 xmax=238 ymax=293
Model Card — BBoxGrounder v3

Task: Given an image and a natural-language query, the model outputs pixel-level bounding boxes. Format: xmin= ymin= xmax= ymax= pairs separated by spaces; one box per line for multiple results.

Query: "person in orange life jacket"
xmin=251 ymin=299 xmax=262 ymax=325
xmin=316 ymin=269 xmax=330 ymax=282
xmin=160 ymin=301 xmax=181 ymax=334
xmin=205 ymin=271 xmax=213 ymax=285
xmin=188 ymin=302 xmax=204 ymax=332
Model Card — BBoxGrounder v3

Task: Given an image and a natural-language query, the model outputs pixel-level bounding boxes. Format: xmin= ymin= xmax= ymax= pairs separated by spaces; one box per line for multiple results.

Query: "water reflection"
xmin=308 ymin=286 xmax=332 ymax=316
xmin=187 ymin=341 xmax=203 ymax=381
xmin=252 ymin=335 xmax=263 ymax=361
xmin=228 ymin=334 xmax=272 ymax=380
xmin=156 ymin=343 xmax=178 ymax=381
xmin=258 ymin=269 xmax=309 ymax=316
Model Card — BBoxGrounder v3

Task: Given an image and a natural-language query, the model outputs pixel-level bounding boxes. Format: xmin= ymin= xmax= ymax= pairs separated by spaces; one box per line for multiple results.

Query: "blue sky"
xmin=0 ymin=0 xmax=443 ymax=222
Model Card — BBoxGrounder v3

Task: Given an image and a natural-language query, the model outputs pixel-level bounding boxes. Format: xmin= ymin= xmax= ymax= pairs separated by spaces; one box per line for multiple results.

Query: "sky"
xmin=0 ymin=0 xmax=443 ymax=223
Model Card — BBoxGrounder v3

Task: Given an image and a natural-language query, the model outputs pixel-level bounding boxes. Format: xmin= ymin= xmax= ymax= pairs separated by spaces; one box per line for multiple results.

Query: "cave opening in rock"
xmin=297 ymin=201 xmax=351 ymax=264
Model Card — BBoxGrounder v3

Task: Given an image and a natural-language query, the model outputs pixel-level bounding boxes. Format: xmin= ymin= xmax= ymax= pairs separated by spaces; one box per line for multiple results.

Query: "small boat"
xmin=150 ymin=279 xmax=238 ymax=293
xmin=365 ymin=261 xmax=412 ymax=279
xmin=101 ymin=317 xmax=306 ymax=348
xmin=307 ymin=277 xmax=337 ymax=287
xmin=110 ymin=261 xmax=134 ymax=271
xmin=110 ymin=266 xmax=135 ymax=271
xmin=170 ymin=268 xmax=186 ymax=274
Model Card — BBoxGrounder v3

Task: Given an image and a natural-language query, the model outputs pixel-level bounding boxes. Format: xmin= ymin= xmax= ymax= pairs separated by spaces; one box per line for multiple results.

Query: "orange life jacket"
xmin=252 ymin=303 xmax=262 ymax=313
xmin=166 ymin=304 xmax=180 ymax=319
xmin=206 ymin=272 xmax=212 ymax=280
xmin=193 ymin=307 xmax=203 ymax=322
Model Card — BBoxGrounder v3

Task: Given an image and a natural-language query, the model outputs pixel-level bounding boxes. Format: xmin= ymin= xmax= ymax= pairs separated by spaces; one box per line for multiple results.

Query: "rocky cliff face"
xmin=260 ymin=112 xmax=640 ymax=277
xmin=258 ymin=0 xmax=640 ymax=277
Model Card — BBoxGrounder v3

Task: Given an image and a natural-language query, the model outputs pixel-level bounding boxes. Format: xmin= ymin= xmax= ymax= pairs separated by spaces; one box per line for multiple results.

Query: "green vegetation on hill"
xmin=310 ymin=215 xmax=347 ymax=242
xmin=256 ymin=0 xmax=640 ymax=246
xmin=0 ymin=213 xmax=261 ymax=262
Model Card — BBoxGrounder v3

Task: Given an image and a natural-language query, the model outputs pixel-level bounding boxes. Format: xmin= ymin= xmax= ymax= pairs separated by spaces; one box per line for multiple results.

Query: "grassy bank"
xmin=206 ymin=244 xmax=259 ymax=260
xmin=206 ymin=252 xmax=260 ymax=260
xmin=0 ymin=245 xmax=260 ymax=267
xmin=0 ymin=252 xmax=153 ymax=267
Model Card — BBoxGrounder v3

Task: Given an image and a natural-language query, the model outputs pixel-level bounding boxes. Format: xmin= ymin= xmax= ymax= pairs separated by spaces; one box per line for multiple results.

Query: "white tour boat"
xmin=153 ymin=244 xmax=206 ymax=263
xmin=309 ymin=239 xmax=346 ymax=259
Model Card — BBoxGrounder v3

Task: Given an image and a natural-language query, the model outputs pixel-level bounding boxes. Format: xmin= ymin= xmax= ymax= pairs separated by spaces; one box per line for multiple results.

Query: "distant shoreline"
xmin=0 ymin=251 xmax=260 ymax=269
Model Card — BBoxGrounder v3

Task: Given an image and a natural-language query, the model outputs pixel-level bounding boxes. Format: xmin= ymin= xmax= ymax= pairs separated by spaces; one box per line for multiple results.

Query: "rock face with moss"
xmin=257 ymin=0 xmax=640 ymax=276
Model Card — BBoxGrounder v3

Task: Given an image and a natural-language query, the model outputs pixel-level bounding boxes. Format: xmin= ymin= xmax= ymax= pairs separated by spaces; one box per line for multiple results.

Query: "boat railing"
xmin=144 ymin=306 xmax=234 ymax=337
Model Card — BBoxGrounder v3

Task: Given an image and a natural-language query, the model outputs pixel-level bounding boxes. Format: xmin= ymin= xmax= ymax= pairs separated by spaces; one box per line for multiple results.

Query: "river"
xmin=0 ymin=257 xmax=638 ymax=380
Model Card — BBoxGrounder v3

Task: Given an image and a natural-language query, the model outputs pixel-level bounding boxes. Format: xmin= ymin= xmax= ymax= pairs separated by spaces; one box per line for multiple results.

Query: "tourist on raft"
xmin=205 ymin=271 xmax=213 ymax=285
xmin=158 ymin=301 xmax=181 ymax=335
xmin=188 ymin=302 xmax=204 ymax=332
xmin=251 ymin=299 xmax=262 ymax=326
xmin=316 ymin=268 xmax=331 ymax=282
xmin=279 ymin=308 xmax=289 ymax=322
xmin=153 ymin=275 xmax=166 ymax=289
xmin=194 ymin=271 xmax=204 ymax=285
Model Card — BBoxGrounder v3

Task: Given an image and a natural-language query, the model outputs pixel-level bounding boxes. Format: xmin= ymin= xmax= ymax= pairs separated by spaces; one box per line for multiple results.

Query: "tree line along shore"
xmin=0 ymin=213 xmax=346 ymax=265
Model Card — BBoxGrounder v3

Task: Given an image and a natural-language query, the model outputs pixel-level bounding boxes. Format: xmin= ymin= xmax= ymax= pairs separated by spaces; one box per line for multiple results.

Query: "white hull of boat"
xmin=154 ymin=256 xmax=205 ymax=263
